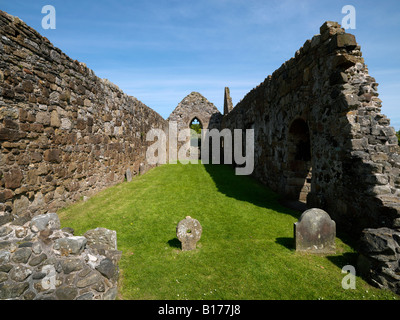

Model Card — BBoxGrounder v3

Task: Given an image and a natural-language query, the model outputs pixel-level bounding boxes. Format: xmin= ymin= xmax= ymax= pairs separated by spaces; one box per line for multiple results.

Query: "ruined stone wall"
xmin=167 ymin=91 xmax=222 ymax=133
xmin=223 ymin=21 xmax=400 ymax=233
xmin=0 ymin=212 xmax=121 ymax=300
xmin=167 ymin=92 xmax=222 ymax=159
xmin=0 ymin=10 xmax=167 ymax=223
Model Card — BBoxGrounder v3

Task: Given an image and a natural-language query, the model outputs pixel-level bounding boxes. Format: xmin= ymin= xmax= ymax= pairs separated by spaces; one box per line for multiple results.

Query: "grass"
xmin=58 ymin=162 xmax=398 ymax=300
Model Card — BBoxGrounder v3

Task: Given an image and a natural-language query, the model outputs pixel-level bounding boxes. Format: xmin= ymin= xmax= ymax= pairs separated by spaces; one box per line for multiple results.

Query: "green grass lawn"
xmin=58 ymin=162 xmax=398 ymax=300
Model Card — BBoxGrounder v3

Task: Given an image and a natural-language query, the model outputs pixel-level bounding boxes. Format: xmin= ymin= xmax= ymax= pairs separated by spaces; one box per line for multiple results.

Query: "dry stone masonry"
xmin=358 ymin=228 xmax=400 ymax=294
xmin=0 ymin=10 xmax=167 ymax=223
xmin=0 ymin=9 xmax=167 ymax=300
xmin=222 ymin=21 xmax=400 ymax=233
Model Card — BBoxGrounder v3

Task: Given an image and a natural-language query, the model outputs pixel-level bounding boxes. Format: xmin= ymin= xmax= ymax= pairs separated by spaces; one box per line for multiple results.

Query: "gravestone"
xmin=176 ymin=216 xmax=202 ymax=251
xmin=294 ymin=208 xmax=336 ymax=254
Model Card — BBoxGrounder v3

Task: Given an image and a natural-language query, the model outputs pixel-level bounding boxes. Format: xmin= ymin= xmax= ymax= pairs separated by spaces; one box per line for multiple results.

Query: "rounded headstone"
xmin=294 ymin=208 xmax=336 ymax=254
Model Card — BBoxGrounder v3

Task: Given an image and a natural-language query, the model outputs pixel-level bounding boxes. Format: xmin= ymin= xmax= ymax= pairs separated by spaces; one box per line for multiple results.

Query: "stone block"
xmin=84 ymin=227 xmax=118 ymax=251
xmin=11 ymin=247 xmax=32 ymax=264
xmin=36 ymin=111 xmax=50 ymax=125
xmin=294 ymin=208 xmax=336 ymax=254
xmin=4 ymin=168 xmax=23 ymax=189
xmin=359 ymin=228 xmax=400 ymax=262
xmin=0 ymin=282 xmax=29 ymax=299
xmin=50 ymin=110 xmax=60 ymax=127
xmin=13 ymin=195 xmax=30 ymax=215
xmin=0 ymin=189 xmax=13 ymax=202
xmin=9 ymin=265 xmax=32 ymax=282
xmin=55 ymin=286 xmax=78 ymax=300
xmin=76 ymin=118 xmax=86 ymax=130
xmin=53 ymin=236 xmax=87 ymax=255
xmin=30 ymin=212 xmax=61 ymax=232
xmin=60 ymin=118 xmax=72 ymax=130
xmin=95 ymin=257 xmax=116 ymax=279
xmin=0 ymin=211 xmax=13 ymax=227
xmin=319 ymin=21 xmax=341 ymax=34
xmin=22 ymin=80 xmax=34 ymax=93
xmin=332 ymin=53 xmax=361 ymax=69
xmin=334 ymin=33 xmax=357 ymax=49
xmin=76 ymin=271 xmax=101 ymax=288
xmin=60 ymin=257 xmax=84 ymax=274
xmin=44 ymin=149 xmax=62 ymax=163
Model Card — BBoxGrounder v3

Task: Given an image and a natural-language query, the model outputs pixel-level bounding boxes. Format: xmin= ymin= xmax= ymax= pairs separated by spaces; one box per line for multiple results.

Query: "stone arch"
xmin=285 ymin=118 xmax=312 ymax=203
xmin=189 ymin=116 xmax=203 ymax=153
xmin=187 ymin=116 xmax=204 ymax=130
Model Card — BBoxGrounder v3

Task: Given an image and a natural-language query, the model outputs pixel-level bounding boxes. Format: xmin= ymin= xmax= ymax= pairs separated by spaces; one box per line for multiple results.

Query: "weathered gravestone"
xmin=176 ymin=216 xmax=202 ymax=251
xmin=294 ymin=208 xmax=336 ymax=254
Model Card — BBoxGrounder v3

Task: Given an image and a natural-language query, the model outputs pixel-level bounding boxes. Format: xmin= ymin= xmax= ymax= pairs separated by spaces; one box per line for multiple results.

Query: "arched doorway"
xmin=189 ymin=117 xmax=202 ymax=159
xmin=285 ymin=118 xmax=312 ymax=203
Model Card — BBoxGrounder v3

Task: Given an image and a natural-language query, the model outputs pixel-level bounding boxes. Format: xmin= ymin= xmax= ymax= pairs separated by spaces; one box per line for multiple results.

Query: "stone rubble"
xmin=358 ymin=228 xmax=400 ymax=294
xmin=0 ymin=212 xmax=121 ymax=300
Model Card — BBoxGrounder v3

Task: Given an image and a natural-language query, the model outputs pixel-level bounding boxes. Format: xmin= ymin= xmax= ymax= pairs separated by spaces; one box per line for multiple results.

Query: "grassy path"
xmin=58 ymin=163 xmax=397 ymax=300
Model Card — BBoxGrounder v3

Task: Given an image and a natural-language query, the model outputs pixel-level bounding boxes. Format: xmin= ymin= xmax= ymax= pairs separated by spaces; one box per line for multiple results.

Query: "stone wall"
xmin=0 ymin=10 xmax=167 ymax=223
xmin=358 ymin=227 xmax=400 ymax=294
xmin=2 ymin=10 xmax=400 ymax=298
xmin=222 ymin=21 xmax=400 ymax=234
xmin=0 ymin=212 xmax=121 ymax=300
xmin=167 ymin=92 xmax=222 ymax=160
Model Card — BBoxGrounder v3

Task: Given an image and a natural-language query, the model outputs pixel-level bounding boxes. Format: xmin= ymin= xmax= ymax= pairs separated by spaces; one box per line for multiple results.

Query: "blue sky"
xmin=1 ymin=0 xmax=399 ymax=130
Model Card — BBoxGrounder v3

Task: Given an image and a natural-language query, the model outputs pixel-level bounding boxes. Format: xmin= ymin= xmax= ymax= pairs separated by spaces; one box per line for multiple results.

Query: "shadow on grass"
xmin=275 ymin=237 xmax=295 ymax=251
xmin=167 ymin=238 xmax=181 ymax=249
xmin=203 ymin=164 xmax=302 ymax=221
xmin=204 ymin=163 xmax=364 ymax=262
xmin=326 ymin=252 xmax=359 ymax=269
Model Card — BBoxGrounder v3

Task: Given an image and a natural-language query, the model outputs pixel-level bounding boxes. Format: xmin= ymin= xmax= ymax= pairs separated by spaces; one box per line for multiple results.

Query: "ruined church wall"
xmin=0 ymin=10 xmax=167 ymax=223
xmin=223 ymin=22 xmax=400 ymax=233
